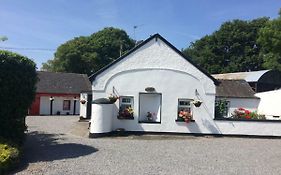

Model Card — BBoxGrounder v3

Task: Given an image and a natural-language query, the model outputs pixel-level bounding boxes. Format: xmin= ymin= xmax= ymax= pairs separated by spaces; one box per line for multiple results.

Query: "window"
xmin=63 ymin=100 xmax=71 ymax=110
xmin=177 ymin=99 xmax=193 ymax=122
xmin=118 ymin=96 xmax=134 ymax=119
xmin=139 ymin=93 xmax=162 ymax=123
xmin=215 ymin=99 xmax=230 ymax=118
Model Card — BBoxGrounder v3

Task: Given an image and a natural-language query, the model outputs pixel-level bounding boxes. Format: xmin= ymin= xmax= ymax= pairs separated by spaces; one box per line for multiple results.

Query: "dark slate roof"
xmin=36 ymin=71 xmax=91 ymax=94
xmin=89 ymin=33 xmax=219 ymax=85
xmin=216 ymin=79 xmax=258 ymax=98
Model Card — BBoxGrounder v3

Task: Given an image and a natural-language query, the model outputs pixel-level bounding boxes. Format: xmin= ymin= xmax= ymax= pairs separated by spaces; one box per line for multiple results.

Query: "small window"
xmin=118 ymin=96 xmax=134 ymax=119
xmin=63 ymin=100 xmax=71 ymax=110
xmin=215 ymin=99 xmax=230 ymax=118
xmin=177 ymin=99 xmax=193 ymax=122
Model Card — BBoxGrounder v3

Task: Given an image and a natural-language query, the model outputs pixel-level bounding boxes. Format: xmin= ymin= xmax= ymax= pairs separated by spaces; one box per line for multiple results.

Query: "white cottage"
xmin=85 ymin=34 xmax=281 ymax=137
xmin=88 ymin=34 xmax=219 ymax=136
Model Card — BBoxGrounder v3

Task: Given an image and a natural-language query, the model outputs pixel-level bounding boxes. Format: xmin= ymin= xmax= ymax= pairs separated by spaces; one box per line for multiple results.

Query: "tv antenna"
xmin=133 ymin=24 xmax=144 ymax=42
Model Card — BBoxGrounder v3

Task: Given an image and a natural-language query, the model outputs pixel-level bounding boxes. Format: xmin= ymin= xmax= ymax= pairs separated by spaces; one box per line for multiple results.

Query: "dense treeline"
xmin=183 ymin=10 xmax=281 ymax=74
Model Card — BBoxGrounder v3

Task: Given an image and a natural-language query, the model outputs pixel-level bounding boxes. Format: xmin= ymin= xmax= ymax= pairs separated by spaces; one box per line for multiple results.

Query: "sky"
xmin=1 ymin=0 xmax=281 ymax=69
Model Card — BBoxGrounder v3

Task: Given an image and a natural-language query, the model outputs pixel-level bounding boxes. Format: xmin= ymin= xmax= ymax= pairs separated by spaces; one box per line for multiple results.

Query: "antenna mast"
xmin=133 ymin=24 xmax=143 ymax=44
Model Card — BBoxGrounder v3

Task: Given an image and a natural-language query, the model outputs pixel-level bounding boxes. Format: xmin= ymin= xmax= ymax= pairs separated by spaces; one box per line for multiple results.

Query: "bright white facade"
xmin=90 ymin=34 xmax=217 ymax=134
xmin=256 ymin=89 xmax=281 ymax=119
xmin=40 ymin=96 xmax=80 ymax=115
xmin=88 ymin=34 xmax=281 ymax=137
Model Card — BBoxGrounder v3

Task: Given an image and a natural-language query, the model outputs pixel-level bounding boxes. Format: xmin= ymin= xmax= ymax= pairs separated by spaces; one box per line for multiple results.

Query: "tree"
xmin=0 ymin=50 xmax=37 ymax=144
xmin=42 ymin=27 xmax=135 ymax=75
xmin=183 ymin=18 xmax=269 ymax=74
xmin=258 ymin=10 xmax=281 ymax=71
xmin=0 ymin=36 xmax=8 ymax=42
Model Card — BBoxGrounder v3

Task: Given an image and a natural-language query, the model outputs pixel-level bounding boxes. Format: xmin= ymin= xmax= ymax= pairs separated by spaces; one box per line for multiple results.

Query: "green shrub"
xmin=0 ymin=138 xmax=20 ymax=174
xmin=0 ymin=50 xmax=37 ymax=144
xmin=215 ymin=99 xmax=228 ymax=118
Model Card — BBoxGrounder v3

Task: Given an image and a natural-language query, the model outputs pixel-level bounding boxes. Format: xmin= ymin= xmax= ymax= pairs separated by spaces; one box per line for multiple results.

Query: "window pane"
xmin=63 ymin=100 xmax=71 ymax=110
xmin=179 ymin=100 xmax=190 ymax=106
xmin=121 ymin=98 xmax=131 ymax=103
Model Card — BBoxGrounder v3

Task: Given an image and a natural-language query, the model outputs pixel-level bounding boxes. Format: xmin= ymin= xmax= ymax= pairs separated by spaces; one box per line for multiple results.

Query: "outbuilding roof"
xmin=216 ymin=79 xmax=258 ymax=98
xmin=36 ymin=71 xmax=91 ymax=94
xmin=89 ymin=33 xmax=219 ymax=85
xmin=212 ymin=70 xmax=270 ymax=82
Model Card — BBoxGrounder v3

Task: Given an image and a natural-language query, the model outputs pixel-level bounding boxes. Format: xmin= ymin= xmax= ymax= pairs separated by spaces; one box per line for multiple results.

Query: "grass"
xmin=0 ymin=138 xmax=20 ymax=174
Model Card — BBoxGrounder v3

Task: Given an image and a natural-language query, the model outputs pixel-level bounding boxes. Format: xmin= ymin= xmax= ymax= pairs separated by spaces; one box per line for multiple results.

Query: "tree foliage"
xmin=183 ymin=18 xmax=269 ymax=74
xmin=258 ymin=10 xmax=281 ymax=71
xmin=42 ymin=27 xmax=135 ymax=75
xmin=0 ymin=50 xmax=37 ymax=144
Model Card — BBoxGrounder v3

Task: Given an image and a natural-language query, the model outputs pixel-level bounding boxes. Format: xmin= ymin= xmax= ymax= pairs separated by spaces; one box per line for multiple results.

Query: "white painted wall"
xmin=39 ymin=96 xmax=80 ymax=115
xmin=214 ymin=121 xmax=281 ymax=136
xmin=90 ymin=104 xmax=113 ymax=133
xmin=80 ymin=93 xmax=88 ymax=118
xmin=256 ymin=89 xmax=281 ymax=119
xmin=217 ymin=97 xmax=260 ymax=118
xmin=90 ymin=36 xmax=281 ymax=137
xmin=91 ymin=36 xmax=217 ymax=134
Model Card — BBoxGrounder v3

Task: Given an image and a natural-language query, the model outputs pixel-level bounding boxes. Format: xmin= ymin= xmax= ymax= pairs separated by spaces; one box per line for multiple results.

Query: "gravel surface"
xmin=13 ymin=115 xmax=281 ymax=175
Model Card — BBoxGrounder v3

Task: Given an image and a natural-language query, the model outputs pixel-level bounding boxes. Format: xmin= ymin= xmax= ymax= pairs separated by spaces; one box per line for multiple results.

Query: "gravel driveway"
xmin=13 ymin=116 xmax=281 ymax=175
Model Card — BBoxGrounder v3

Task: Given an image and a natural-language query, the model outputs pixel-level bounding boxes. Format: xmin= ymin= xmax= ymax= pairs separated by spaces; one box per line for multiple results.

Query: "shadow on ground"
xmin=13 ymin=131 xmax=97 ymax=173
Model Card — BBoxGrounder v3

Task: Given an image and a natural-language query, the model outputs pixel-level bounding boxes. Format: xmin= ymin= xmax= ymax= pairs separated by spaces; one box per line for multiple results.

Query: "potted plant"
xmin=108 ymin=94 xmax=119 ymax=103
xmin=178 ymin=110 xmax=192 ymax=123
xmin=80 ymin=99 xmax=87 ymax=104
xmin=146 ymin=112 xmax=153 ymax=121
xmin=118 ymin=107 xmax=134 ymax=119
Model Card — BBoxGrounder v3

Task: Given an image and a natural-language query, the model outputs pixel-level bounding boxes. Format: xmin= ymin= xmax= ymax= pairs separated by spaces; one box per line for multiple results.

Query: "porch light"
xmin=145 ymin=87 xmax=155 ymax=92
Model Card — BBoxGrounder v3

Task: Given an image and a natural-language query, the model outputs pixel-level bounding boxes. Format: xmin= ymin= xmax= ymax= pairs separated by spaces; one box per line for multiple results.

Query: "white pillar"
xmin=90 ymin=104 xmax=113 ymax=134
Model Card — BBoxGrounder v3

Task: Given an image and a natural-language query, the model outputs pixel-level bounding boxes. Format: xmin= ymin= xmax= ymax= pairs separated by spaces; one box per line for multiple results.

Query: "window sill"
xmin=175 ymin=119 xmax=195 ymax=122
xmin=117 ymin=116 xmax=134 ymax=120
xmin=139 ymin=121 xmax=161 ymax=124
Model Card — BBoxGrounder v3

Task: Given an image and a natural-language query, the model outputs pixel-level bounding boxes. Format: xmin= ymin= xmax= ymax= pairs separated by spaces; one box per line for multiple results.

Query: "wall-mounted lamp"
xmin=195 ymin=89 xmax=199 ymax=96
xmin=145 ymin=87 xmax=156 ymax=92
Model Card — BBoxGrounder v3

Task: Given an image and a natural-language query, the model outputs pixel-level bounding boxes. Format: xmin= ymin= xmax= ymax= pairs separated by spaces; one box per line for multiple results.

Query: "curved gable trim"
xmin=89 ymin=33 xmax=219 ymax=85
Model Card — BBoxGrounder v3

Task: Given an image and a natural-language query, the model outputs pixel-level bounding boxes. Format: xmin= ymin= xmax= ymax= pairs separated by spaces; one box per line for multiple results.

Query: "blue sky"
xmin=1 ymin=0 xmax=281 ymax=69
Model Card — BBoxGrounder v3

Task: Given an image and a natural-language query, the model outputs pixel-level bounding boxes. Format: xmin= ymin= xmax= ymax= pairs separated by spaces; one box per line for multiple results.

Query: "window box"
xmin=138 ymin=120 xmax=161 ymax=124
xmin=175 ymin=119 xmax=195 ymax=122
xmin=117 ymin=116 xmax=134 ymax=120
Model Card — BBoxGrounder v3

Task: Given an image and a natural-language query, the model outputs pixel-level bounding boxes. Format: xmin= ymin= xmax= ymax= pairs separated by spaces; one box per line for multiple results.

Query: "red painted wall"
xmin=29 ymin=95 xmax=40 ymax=115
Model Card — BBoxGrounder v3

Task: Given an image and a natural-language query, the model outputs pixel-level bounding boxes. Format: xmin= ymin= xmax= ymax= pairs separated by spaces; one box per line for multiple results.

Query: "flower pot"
xmin=80 ymin=100 xmax=86 ymax=104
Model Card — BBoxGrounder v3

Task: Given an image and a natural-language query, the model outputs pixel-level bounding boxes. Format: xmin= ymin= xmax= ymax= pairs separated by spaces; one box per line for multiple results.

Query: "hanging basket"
xmin=80 ymin=99 xmax=87 ymax=104
xmin=193 ymin=100 xmax=202 ymax=107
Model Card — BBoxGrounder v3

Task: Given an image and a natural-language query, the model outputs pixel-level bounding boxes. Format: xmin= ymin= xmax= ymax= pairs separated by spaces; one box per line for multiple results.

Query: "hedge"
xmin=0 ymin=138 xmax=20 ymax=174
xmin=0 ymin=50 xmax=37 ymax=144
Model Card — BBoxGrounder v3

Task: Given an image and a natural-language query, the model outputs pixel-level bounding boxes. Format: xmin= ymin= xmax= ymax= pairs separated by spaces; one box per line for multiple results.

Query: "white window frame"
xmin=118 ymin=96 xmax=134 ymax=118
xmin=177 ymin=99 xmax=193 ymax=119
